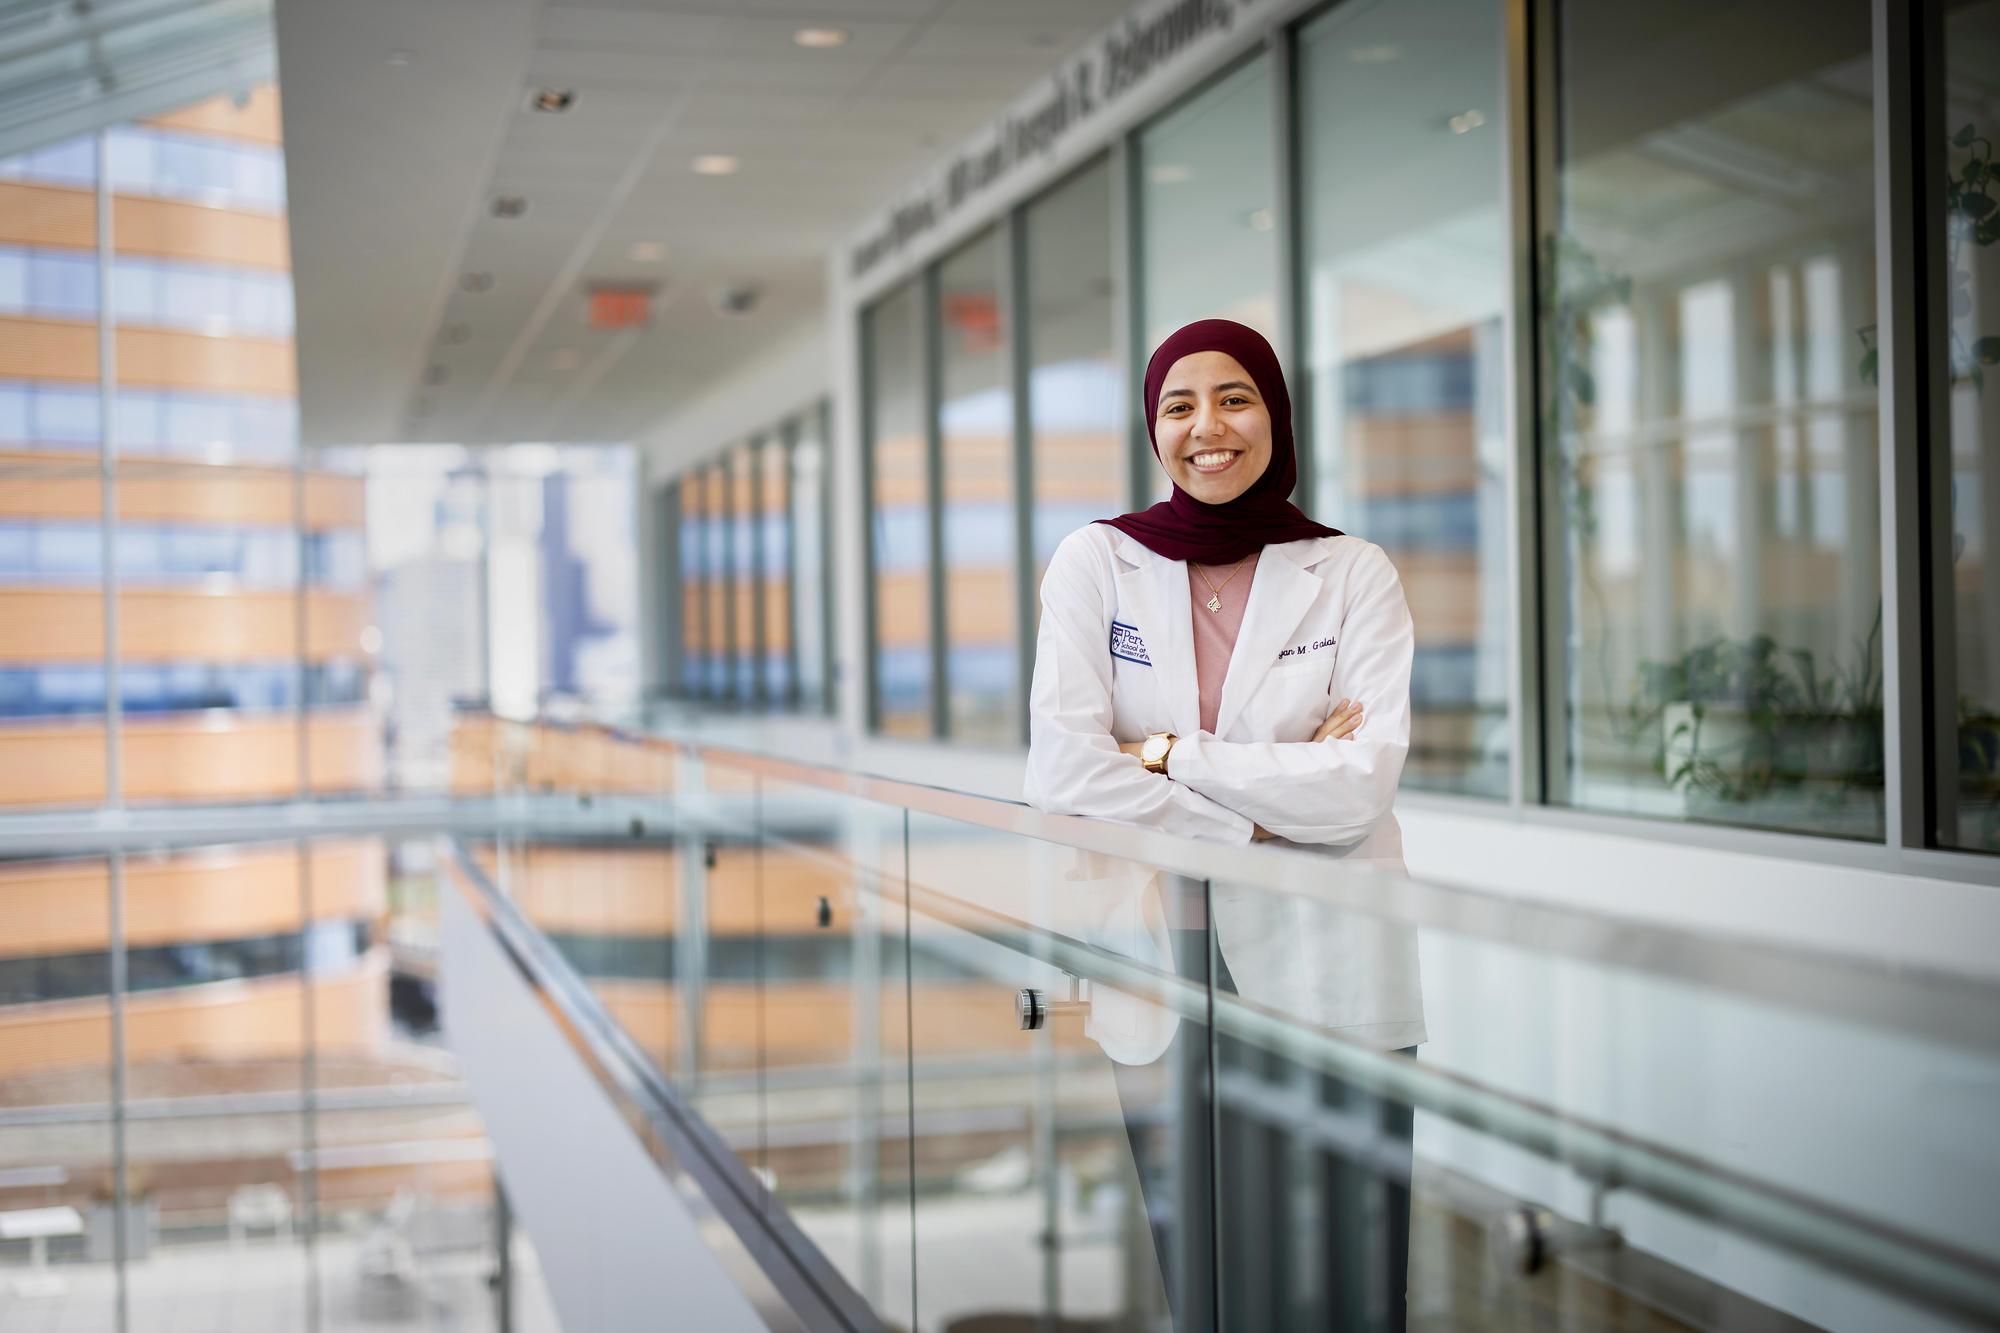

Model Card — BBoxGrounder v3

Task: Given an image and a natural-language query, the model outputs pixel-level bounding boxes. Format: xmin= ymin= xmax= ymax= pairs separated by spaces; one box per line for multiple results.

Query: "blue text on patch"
xmin=1110 ymin=621 xmax=1152 ymax=666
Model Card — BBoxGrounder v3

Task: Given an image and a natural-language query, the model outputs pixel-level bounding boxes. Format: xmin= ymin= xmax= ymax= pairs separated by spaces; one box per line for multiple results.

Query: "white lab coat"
xmin=1024 ymin=522 xmax=1426 ymax=1051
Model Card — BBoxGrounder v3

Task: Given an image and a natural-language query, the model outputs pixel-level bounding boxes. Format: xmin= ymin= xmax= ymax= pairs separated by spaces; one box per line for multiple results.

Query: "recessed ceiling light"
xmin=793 ymin=26 xmax=849 ymax=48
xmin=692 ymin=154 xmax=739 ymax=175
xmin=551 ymin=348 xmax=582 ymax=371
xmin=530 ymin=88 xmax=575 ymax=113
xmin=1149 ymin=164 xmax=1192 ymax=185
xmin=490 ymin=195 xmax=527 ymax=218
xmin=1349 ymin=44 xmax=1400 ymax=64
xmin=1449 ymin=109 xmax=1487 ymax=135
xmin=460 ymin=272 xmax=494 ymax=293
xmin=629 ymin=241 xmax=666 ymax=263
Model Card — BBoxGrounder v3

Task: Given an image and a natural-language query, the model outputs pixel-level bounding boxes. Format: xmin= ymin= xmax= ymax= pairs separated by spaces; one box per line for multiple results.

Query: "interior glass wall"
xmin=1548 ymin=0 xmax=1882 ymax=838
xmin=1299 ymin=0 xmax=1511 ymax=799
xmin=702 ymin=464 xmax=729 ymax=700
xmin=728 ymin=442 xmax=759 ymax=706
xmin=865 ymin=281 xmax=932 ymax=737
xmin=1024 ymin=157 xmax=1122 ymax=595
xmin=1941 ymin=2 xmax=2000 ymax=853
xmin=936 ymin=228 xmax=1017 ymax=745
xmin=755 ymin=435 xmax=792 ymax=705
xmin=791 ymin=408 xmax=832 ymax=714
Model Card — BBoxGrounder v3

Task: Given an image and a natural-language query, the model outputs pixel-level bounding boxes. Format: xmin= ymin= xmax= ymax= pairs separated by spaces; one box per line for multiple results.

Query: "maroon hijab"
xmin=1097 ymin=319 xmax=1340 ymax=565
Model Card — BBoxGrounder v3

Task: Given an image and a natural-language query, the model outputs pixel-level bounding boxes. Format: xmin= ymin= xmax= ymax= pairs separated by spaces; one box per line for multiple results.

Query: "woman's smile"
xmin=1186 ymin=448 xmax=1243 ymax=474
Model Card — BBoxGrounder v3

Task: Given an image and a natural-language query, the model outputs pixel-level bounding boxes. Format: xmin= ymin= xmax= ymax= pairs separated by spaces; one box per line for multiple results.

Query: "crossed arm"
xmin=1114 ymin=699 xmax=1366 ymax=840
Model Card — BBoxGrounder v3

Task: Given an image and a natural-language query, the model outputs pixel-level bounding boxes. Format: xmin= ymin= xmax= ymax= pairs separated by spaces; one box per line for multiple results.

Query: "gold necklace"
xmin=1193 ymin=556 xmax=1250 ymax=613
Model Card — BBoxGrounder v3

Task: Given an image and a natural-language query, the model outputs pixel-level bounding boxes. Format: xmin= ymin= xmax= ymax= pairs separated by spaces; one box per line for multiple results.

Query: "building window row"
xmin=0 ymin=522 xmax=364 ymax=589
xmin=0 ymin=661 xmax=368 ymax=718
xmin=666 ymin=402 xmax=835 ymax=714
xmin=838 ymin=0 xmax=1995 ymax=854
xmin=0 ymin=126 xmax=286 ymax=214
xmin=0 ymin=379 xmax=299 ymax=460
xmin=0 ymin=918 xmax=370 ymax=1006
xmin=0 ymin=245 xmax=295 ymax=338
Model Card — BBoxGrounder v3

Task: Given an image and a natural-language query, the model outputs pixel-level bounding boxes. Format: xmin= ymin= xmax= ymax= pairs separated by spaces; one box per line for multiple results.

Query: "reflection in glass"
xmin=1550 ymin=0 xmax=1882 ymax=837
xmin=1025 ymin=157 xmax=1123 ymax=599
xmin=1943 ymin=3 xmax=2000 ymax=852
xmin=1139 ymin=54 xmax=1278 ymax=350
xmin=704 ymin=465 xmax=730 ymax=700
xmin=903 ymin=816 xmax=1203 ymax=1331
xmin=791 ymin=409 xmax=832 ymax=713
xmin=1300 ymin=0 xmax=1510 ymax=799
xmin=865 ymin=280 xmax=933 ymax=736
xmin=936 ymin=229 xmax=1018 ymax=745
xmin=730 ymin=442 xmax=761 ymax=706
xmin=758 ymin=433 xmax=793 ymax=705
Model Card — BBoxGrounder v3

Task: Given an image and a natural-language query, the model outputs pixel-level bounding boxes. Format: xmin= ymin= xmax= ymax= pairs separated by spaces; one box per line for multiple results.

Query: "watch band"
xmin=1142 ymin=731 xmax=1177 ymax=775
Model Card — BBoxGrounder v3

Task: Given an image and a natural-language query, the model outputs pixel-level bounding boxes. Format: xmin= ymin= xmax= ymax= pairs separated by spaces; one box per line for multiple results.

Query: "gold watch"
xmin=1140 ymin=731 xmax=1178 ymax=775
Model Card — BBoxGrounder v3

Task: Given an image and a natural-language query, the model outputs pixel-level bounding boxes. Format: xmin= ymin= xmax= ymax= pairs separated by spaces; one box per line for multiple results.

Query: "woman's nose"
xmin=1193 ymin=407 xmax=1226 ymax=440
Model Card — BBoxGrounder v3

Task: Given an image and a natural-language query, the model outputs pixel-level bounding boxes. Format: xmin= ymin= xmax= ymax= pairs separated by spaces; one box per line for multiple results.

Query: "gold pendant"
xmin=1206 ymin=594 xmax=1222 ymax=613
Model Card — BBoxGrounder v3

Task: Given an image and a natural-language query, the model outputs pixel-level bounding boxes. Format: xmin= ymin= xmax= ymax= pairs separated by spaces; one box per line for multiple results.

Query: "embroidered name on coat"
xmin=1275 ymin=636 xmax=1336 ymax=663
xmin=1109 ymin=621 xmax=1152 ymax=666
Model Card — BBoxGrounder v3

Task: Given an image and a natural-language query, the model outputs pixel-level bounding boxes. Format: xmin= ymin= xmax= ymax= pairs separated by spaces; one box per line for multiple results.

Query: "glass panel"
xmin=1942 ymin=4 xmax=2000 ymax=853
xmin=759 ymin=435 xmax=793 ymax=707
xmin=866 ymin=281 xmax=933 ymax=737
xmin=754 ymin=774 xmax=913 ymax=1320
xmin=1138 ymin=54 xmax=1279 ymax=348
xmin=705 ymin=466 xmax=731 ymax=702
xmin=1025 ymin=158 xmax=1122 ymax=619
xmin=903 ymin=813 xmax=1205 ymax=1331
xmin=679 ymin=478 xmax=705 ymax=699
xmin=730 ymin=443 xmax=761 ymax=707
xmin=791 ymin=409 xmax=831 ymax=714
xmin=936 ymin=229 xmax=1017 ymax=745
xmin=1299 ymin=0 xmax=1510 ymax=798
xmin=0 ymin=854 xmax=117 ymax=1325
xmin=123 ymin=841 xmax=310 ymax=1332
xmin=1550 ymin=0 xmax=1882 ymax=837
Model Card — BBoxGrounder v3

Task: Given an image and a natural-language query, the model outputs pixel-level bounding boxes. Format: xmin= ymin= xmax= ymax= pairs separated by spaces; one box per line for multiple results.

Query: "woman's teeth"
xmin=1189 ymin=450 xmax=1238 ymax=470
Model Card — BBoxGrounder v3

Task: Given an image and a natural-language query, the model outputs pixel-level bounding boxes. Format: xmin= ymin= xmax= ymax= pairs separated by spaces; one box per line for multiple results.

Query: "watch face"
xmin=1143 ymin=735 xmax=1168 ymax=762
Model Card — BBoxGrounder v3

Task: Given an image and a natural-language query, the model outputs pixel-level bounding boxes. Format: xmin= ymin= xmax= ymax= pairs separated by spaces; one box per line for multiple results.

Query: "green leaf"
xmin=1956 ymin=123 xmax=1978 ymax=148
xmin=1977 ymin=336 xmax=2000 ymax=364
xmin=1859 ymin=348 xmax=1878 ymax=384
xmin=1965 ymin=193 xmax=1997 ymax=219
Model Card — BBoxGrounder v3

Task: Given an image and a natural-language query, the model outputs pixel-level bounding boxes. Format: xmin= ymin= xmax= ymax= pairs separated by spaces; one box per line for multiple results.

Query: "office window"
xmin=1298 ymin=0 xmax=1509 ymax=799
xmin=1025 ymin=157 xmax=1122 ymax=598
xmin=679 ymin=478 xmax=705 ymax=698
xmin=936 ymin=228 xmax=1016 ymax=745
xmin=702 ymin=465 xmax=730 ymax=699
xmin=1136 ymin=54 xmax=1277 ymax=504
xmin=1138 ymin=54 xmax=1278 ymax=345
xmin=1941 ymin=3 xmax=2000 ymax=852
xmin=865 ymin=280 xmax=933 ymax=736
xmin=757 ymin=433 xmax=793 ymax=705
xmin=1548 ymin=0 xmax=1880 ymax=838
xmin=791 ymin=407 xmax=832 ymax=713
xmin=728 ymin=441 xmax=760 ymax=705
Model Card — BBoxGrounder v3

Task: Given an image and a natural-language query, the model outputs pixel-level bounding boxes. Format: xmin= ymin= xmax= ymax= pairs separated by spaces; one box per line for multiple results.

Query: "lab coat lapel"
xmin=1111 ymin=540 xmax=1200 ymax=737
xmin=1213 ymin=542 xmax=1323 ymax=738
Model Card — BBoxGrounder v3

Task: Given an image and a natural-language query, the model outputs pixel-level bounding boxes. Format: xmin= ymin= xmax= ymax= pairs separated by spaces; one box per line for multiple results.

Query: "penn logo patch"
xmin=1109 ymin=621 xmax=1152 ymax=666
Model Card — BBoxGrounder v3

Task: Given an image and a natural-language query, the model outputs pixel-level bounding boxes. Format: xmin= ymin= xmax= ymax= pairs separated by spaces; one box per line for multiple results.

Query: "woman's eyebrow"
xmin=1160 ymin=380 xmax=1257 ymax=401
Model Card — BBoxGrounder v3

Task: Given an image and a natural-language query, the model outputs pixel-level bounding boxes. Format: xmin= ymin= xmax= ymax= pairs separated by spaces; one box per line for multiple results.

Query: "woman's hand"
xmin=1117 ymin=740 xmax=1145 ymax=758
xmin=1314 ymin=697 xmax=1364 ymax=742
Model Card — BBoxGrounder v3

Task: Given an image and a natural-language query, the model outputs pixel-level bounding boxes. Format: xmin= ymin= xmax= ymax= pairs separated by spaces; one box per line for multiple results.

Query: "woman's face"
xmin=1154 ymin=350 xmax=1273 ymax=507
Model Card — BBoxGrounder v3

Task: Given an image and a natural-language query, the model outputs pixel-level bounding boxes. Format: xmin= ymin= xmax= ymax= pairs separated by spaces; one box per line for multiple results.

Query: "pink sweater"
xmin=1188 ymin=552 xmax=1259 ymax=734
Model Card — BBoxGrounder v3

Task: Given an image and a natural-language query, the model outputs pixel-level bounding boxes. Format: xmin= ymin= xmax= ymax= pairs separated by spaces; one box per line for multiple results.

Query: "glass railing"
xmin=444 ymin=722 xmax=2000 ymax=1333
